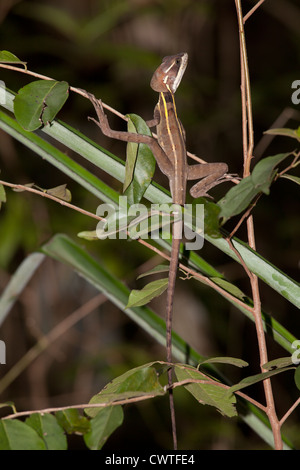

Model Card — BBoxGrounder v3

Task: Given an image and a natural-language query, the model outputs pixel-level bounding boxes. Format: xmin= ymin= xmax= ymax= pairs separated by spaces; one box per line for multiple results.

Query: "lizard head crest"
xmin=150 ymin=53 xmax=188 ymax=94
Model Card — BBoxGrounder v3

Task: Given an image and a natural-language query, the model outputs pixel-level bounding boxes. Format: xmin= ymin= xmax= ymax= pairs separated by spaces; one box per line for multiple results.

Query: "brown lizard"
xmin=88 ymin=52 xmax=228 ymax=449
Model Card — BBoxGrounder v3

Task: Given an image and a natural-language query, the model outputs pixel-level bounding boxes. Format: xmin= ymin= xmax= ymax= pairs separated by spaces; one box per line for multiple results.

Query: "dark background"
xmin=0 ymin=0 xmax=299 ymax=449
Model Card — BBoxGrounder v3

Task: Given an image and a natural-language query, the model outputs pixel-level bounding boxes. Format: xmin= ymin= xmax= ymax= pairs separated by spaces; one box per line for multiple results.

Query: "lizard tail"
xmin=166 ymin=219 xmax=182 ymax=450
xmin=166 ymin=231 xmax=181 ymax=364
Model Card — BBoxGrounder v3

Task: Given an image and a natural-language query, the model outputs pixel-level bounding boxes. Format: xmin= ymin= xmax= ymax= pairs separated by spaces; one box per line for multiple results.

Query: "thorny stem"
xmin=235 ymin=0 xmax=283 ymax=450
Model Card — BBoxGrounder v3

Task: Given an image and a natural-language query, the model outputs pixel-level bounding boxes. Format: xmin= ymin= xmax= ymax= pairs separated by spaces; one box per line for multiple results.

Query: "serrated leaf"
xmin=294 ymin=366 xmax=300 ymax=391
xmin=174 ymin=364 xmax=237 ymax=417
xmin=14 ymin=80 xmax=69 ymax=131
xmin=84 ymin=406 xmax=123 ymax=450
xmin=85 ymin=362 xmax=165 ymax=418
xmin=0 ymin=50 xmax=27 ymax=69
xmin=126 ymin=278 xmax=168 ymax=308
xmin=264 ymin=127 xmax=300 ymax=142
xmin=0 ymin=419 xmax=46 ymax=450
xmin=210 ymin=277 xmax=246 ymax=300
xmin=55 ymin=409 xmax=90 ymax=435
xmin=199 ymin=356 xmax=249 ymax=368
xmin=25 ymin=413 xmax=67 ymax=450
xmin=123 ymin=114 xmax=156 ymax=205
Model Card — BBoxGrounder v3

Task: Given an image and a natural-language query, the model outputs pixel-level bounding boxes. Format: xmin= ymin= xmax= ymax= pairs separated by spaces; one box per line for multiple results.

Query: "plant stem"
xmin=243 ymin=0 xmax=266 ymax=23
xmin=235 ymin=0 xmax=283 ymax=450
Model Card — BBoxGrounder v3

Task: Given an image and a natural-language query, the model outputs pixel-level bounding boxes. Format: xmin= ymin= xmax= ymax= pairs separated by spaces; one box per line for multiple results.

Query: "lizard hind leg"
xmin=188 ymin=162 xmax=228 ymax=198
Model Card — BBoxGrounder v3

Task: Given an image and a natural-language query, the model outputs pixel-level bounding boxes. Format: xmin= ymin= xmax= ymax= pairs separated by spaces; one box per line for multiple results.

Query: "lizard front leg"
xmin=188 ymin=162 xmax=228 ymax=198
xmin=88 ymin=93 xmax=173 ymax=179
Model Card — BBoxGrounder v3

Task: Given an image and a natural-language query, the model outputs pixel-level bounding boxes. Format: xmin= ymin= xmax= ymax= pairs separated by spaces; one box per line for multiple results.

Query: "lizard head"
xmin=150 ymin=52 xmax=188 ymax=94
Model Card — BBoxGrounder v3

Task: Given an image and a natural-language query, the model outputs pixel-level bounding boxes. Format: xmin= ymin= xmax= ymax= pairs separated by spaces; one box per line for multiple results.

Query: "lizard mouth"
xmin=170 ymin=52 xmax=188 ymax=93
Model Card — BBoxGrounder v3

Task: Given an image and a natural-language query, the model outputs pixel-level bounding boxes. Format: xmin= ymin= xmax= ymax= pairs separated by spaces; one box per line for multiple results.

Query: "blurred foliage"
xmin=0 ymin=0 xmax=300 ymax=449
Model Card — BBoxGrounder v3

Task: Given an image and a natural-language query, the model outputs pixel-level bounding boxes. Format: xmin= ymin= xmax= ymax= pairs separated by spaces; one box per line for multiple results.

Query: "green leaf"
xmin=137 ymin=264 xmax=170 ymax=279
xmin=210 ymin=277 xmax=246 ymax=301
xmin=0 ymin=419 xmax=46 ymax=450
xmin=264 ymin=127 xmax=300 ymax=142
xmin=0 ymin=252 xmax=45 ymax=327
xmin=199 ymin=356 xmax=249 ymax=368
xmin=174 ymin=364 xmax=237 ymax=418
xmin=126 ymin=278 xmax=169 ymax=308
xmin=0 ymin=184 xmax=6 ymax=209
xmin=77 ymin=230 xmax=99 ymax=240
xmin=218 ymin=153 xmax=292 ymax=220
xmin=281 ymin=174 xmax=300 ymax=186
xmin=12 ymin=182 xmax=35 ymax=192
xmin=228 ymin=367 xmax=295 ymax=394
xmin=55 ymin=409 xmax=90 ymax=435
xmin=25 ymin=413 xmax=67 ymax=450
xmin=86 ymin=362 xmax=165 ymax=418
xmin=45 ymin=184 xmax=72 ymax=202
xmin=251 ymin=152 xmax=292 ymax=194
xmin=123 ymin=123 xmax=138 ymax=193
xmin=194 ymin=197 xmax=222 ymax=238
xmin=263 ymin=357 xmax=294 ymax=371
xmin=123 ymin=114 xmax=155 ymax=205
xmin=0 ymin=50 xmax=27 ymax=68
xmin=294 ymin=366 xmax=300 ymax=391
xmin=218 ymin=176 xmax=257 ymax=221
xmin=0 ymin=402 xmax=16 ymax=414
xmin=84 ymin=406 xmax=123 ymax=450
xmin=14 ymin=80 xmax=69 ymax=131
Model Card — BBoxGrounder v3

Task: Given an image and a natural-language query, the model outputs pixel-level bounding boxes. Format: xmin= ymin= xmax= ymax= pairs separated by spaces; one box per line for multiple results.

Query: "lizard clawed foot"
xmin=222 ymin=173 xmax=241 ymax=183
xmin=87 ymin=93 xmax=110 ymax=130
